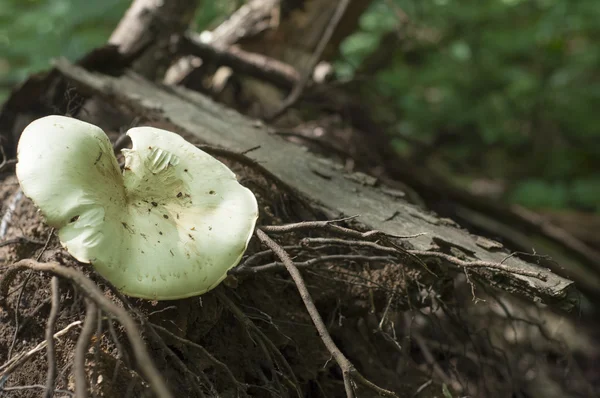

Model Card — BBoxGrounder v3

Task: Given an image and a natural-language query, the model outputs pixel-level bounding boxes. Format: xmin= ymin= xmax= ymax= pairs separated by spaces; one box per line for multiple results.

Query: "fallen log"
xmin=47 ymin=58 xmax=575 ymax=309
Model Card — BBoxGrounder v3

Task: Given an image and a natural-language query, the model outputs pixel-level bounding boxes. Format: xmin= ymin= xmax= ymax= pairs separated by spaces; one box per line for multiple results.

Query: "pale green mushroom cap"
xmin=16 ymin=115 xmax=258 ymax=300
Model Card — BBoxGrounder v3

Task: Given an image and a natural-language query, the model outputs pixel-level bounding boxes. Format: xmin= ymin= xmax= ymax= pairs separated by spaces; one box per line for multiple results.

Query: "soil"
xmin=0 ymin=152 xmax=435 ymax=398
xmin=0 ymin=90 xmax=598 ymax=398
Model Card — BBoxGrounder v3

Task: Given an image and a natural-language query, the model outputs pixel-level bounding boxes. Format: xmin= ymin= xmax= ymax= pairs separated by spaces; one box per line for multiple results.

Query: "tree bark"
xmin=53 ymin=58 xmax=575 ymax=308
xmin=172 ymin=0 xmax=373 ymax=115
xmin=109 ymin=0 xmax=200 ymax=79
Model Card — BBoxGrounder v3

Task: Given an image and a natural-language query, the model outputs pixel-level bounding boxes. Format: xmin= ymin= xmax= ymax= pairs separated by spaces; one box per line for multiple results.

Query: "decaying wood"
xmin=237 ymin=0 xmax=373 ymax=72
xmin=265 ymin=0 xmax=352 ymax=120
xmin=170 ymin=0 xmax=373 ymax=114
xmin=53 ymin=58 xmax=575 ymax=308
xmin=176 ymin=33 xmax=299 ymax=89
xmin=1 ymin=3 xmax=596 ymax=397
xmin=209 ymin=0 xmax=280 ymax=48
xmin=164 ymin=0 xmax=280 ymax=86
xmin=109 ymin=0 xmax=200 ymax=79
xmin=160 ymin=0 xmax=600 ymax=298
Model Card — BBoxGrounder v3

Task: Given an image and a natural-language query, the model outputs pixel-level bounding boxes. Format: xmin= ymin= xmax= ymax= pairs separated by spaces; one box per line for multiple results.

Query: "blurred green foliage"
xmin=0 ymin=0 xmax=236 ymax=100
xmin=1 ymin=0 xmax=597 ymax=212
xmin=338 ymin=0 xmax=600 ymax=212
xmin=0 ymin=0 xmax=128 ymax=98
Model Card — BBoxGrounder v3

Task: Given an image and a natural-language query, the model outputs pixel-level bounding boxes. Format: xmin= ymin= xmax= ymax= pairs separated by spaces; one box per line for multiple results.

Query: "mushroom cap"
xmin=16 ymin=115 xmax=258 ymax=300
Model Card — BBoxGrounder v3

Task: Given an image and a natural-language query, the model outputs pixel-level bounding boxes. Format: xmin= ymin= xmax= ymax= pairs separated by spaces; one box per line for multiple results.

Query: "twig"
xmin=0 ymin=321 xmax=82 ymax=376
xmin=256 ymin=229 xmax=398 ymax=398
xmin=237 ymin=245 xmax=302 ymax=269
xmin=3 ymin=260 xmax=173 ymax=398
xmin=0 ymin=236 xmax=46 ymax=248
xmin=37 ymin=230 xmax=54 ymax=263
xmin=0 ymin=160 xmax=16 ymax=173
xmin=0 ymin=145 xmax=17 ymax=173
xmin=233 ymin=254 xmax=394 ymax=274
xmin=409 ymin=250 xmax=547 ymax=280
xmin=0 ymin=384 xmax=74 ymax=396
xmin=300 ymin=237 xmax=546 ymax=281
xmin=300 ymin=235 xmax=438 ymax=276
xmin=262 ymin=219 xmax=425 ymax=240
xmin=74 ymin=301 xmax=97 ymax=398
xmin=262 ymin=218 xmax=358 ymax=233
xmin=266 ymin=0 xmax=351 ymax=120
xmin=412 ymin=380 xmax=433 ymax=397
xmin=240 ymin=145 xmax=262 ymax=155
xmin=112 ymin=133 xmax=132 ymax=153
xmin=301 ymin=237 xmax=397 ymax=254
xmin=177 ymin=34 xmax=299 ymax=89
xmin=378 ymin=293 xmax=396 ymax=332
xmin=464 ymin=269 xmax=484 ymax=303
xmin=0 ymin=189 xmax=23 ymax=238
xmin=44 ymin=277 xmax=61 ymax=398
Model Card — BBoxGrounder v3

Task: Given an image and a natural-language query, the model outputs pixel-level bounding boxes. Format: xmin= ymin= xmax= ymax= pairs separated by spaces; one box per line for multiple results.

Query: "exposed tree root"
xmin=256 ymin=228 xmax=399 ymax=398
xmin=0 ymin=260 xmax=172 ymax=398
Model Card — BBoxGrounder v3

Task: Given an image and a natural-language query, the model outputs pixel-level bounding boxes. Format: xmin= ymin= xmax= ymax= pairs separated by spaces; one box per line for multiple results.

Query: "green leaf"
xmin=510 ymin=180 xmax=569 ymax=209
xmin=442 ymin=383 xmax=454 ymax=398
